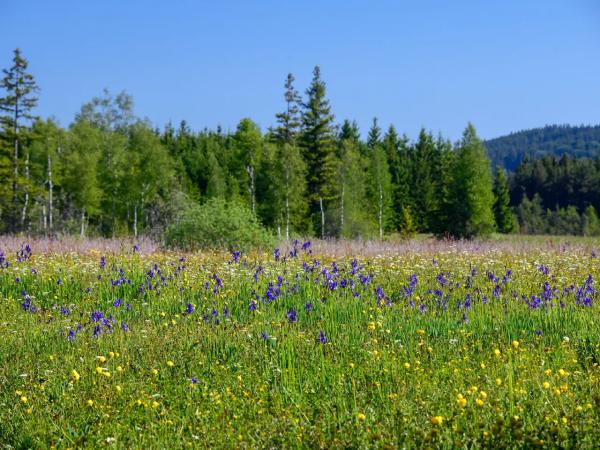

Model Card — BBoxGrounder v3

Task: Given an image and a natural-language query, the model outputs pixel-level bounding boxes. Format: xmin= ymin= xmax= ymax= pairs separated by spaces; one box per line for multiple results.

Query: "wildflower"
xmin=151 ymin=401 xmax=160 ymax=409
xmin=356 ymin=412 xmax=366 ymax=421
xmin=511 ymin=340 xmax=519 ymax=349
xmin=318 ymin=330 xmax=327 ymax=344
xmin=431 ymin=416 xmax=444 ymax=425
xmin=542 ymin=381 xmax=550 ymax=389
xmin=116 ymin=366 xmax=123 ymax=373
xmin=167 ymin=360 xmax=174 ymax=367
xmin=97 ymin=356 xmax=106 ymax=363
xmin=87 ymin=399 xmax=94 ymax=407
xmin=416 ymin=329 xmax=425 ymax=335
xmin=476 ymin=398 xmax=484 ymax=407
xmin=404 ymin=363 xmax=410 ymax=369
xmin=20 ymin=396 xmax=28 ymax=404
xmin=287 ymin=308 xmax=297 ymax=323
xmin=456 ymin=394 xmax=467 ymax=408
xmin=191 ymin=377 xmax=199 ymax=384
xmin=151 ymin=368 xmax=159 ymax=376
xmin=368 ymin=322 xmax=376 ymax=331
xmin=494 ymin=349 xmax=501 ymax=357
xmin=70 ymin=370 xmax=81 ymax=382
xmin=496 ymin=378 xmax=502 ymax=385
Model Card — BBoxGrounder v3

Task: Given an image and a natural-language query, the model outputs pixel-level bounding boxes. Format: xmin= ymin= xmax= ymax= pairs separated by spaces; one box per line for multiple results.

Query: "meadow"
xmin=1 ymin=237 xmax=600 ymax=449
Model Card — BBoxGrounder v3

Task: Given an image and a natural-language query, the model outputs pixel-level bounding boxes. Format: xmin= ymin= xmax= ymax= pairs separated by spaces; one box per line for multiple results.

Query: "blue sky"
xmin=1 ymin=0 xmax=599 ymax=141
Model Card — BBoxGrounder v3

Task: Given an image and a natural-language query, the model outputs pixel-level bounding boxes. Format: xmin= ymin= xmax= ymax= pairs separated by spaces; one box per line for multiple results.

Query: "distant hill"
xmin=484 ymin=125 xmax=600 ymax=171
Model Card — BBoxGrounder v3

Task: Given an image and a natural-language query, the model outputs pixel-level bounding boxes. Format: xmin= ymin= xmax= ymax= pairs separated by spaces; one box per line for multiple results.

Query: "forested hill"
xmin=484 ymin=125 xmax=600 ymax=171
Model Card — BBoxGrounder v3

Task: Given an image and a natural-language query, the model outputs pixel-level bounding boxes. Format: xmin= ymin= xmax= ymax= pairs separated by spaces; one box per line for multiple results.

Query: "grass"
xmin=1 ymin=239 xmax=600 ymax=448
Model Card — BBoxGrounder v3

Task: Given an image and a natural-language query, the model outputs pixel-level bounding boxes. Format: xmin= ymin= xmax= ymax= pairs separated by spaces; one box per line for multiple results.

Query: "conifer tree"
xmin=410 ymin=129 xmax=438 ymax=231
xmin=449 ymin=123 xmax=496 ymax=238
xmin=300 ymin=66 xmax=337 ymax=238
xmin=493 ymin=167 xmax=517 ymax=233
xmin=0 ymin=48 xmax=39 ymax=232
xmin=366 ymin=117 xmax=382 ymax=151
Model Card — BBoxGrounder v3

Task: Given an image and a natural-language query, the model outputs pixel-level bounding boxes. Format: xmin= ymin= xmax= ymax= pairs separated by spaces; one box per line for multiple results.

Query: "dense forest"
xmin=485 ymin=125 xmax=600 ymax=171
xmin=0 ymin=49 xmax=598 ymax=243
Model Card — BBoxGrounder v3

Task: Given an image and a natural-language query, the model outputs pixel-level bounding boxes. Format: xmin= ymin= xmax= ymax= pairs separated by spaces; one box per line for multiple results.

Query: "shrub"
xmin=164 ymin=198 xmax=273 ymax=251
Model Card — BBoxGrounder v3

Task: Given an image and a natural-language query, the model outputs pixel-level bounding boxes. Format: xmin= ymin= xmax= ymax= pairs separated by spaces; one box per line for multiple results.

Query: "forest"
xmin=485 ymin=124 xmax=600 ymax=171
xmin=1 ymin=49 xmax=598 ymax=243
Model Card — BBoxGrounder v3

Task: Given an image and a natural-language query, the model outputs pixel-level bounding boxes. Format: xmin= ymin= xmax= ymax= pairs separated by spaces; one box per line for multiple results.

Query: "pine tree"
xmin=270 ymin=73 xmax=308 ymax=238
xmin=410 ymin=129 xmax=438 ymax=231
xmin=366 ymin=117 xmax=382 ymax=151
xmin=273 ymin=73 xmax=302 ymax=146
xmin=493 ymin=167 xmax=517 ymax=233
xmin=300 ymin=66 xmax=338 ymax=238
xmin=0 ymin=48 xmax=39 ymax=232
xmin=449 ymin=123 xmax=496 ymax=238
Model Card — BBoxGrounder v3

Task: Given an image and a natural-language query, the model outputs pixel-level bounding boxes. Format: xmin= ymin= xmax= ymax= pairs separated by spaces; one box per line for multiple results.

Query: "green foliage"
xmin=583 ymin=205 xmax=600 ymax=236
xmin=449 ymin=123 xmax=496 ymax=238
xmin=164 ymin=198 xmax=273 ymax=251
xmin=300 ymin=66 xmax=338 ymax=237
xmin=493 ymin=167 xmax=517 ymax=233
xmin=485 ymin=124 xmax=600 ymax=171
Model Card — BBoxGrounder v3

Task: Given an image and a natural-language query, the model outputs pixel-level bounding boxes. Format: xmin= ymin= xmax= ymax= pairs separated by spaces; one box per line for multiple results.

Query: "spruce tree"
xmin=493 ymin=167 xmax=517 ymax=233
xmin=366 ymin=117 xmax=382 ymax=151
xmin=0 ymin=48 xmax=39 ymax=232
xmin=449 ymin=123 xmax=496 ymax=238
xmin=300 ymin=66 xmax=337 ymax=238
xmin=273 ymin=73 xmax=302 ymax=145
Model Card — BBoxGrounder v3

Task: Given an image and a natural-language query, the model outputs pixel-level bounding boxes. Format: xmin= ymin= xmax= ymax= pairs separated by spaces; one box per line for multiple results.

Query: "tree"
xmin=449 ymin=123 xmax=496 ymax=238
xmin=493 ymin=167 xmax=517 ymax=233
xmin=273 ymin=73 xmax=302 ymax=146
xmin=366 ymin=117 xmax=382 ymax=151
xmin=232 ymin=118 xmax=262 ymax=214
xmin=338 ymin=138 xmax=370 ymax=238
xmin=124 ymin=121 xmax=173 ymax=236
xmin=366 ymin=136 xmax=393 ymax=239
xmin=77 ymin=90 xmax=132 ymax=236
xmin=0 ymin=48 xmax=39 ymax=232
xmin=63 ymin=120 xmax=102 ymax=236
xmin=582 ymin=205 xmax=600 ymax=236
xmin=410 ymin=129 xmax=439 ymax=231
xmin=300 ymin=66 xmax=338 ymax=238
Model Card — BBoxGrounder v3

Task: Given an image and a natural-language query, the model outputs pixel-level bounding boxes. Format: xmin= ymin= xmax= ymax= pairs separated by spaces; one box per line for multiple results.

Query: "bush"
xmin=164 ymin=198 xmax=274 ymax=251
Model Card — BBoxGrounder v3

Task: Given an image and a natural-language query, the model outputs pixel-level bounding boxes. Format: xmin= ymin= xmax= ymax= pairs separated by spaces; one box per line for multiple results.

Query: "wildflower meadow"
xmin=1 ymin=238 xmax=600 ymax=448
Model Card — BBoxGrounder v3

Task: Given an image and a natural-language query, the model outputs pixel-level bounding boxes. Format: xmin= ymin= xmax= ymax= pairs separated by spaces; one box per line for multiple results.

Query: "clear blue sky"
xmin=1 ymin=0 xmax=599 ymax=141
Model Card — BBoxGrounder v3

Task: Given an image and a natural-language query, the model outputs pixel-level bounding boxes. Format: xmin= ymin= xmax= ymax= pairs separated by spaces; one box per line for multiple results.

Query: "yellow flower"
xmin=151 ymin=401 xmax=160 ymax=409
xmin=494 ymin=349 xmax=501 ymax=357
xmin=476 ymin=398 xmax=484 ymax=407
xmin=368 ymin=322 xmax=376 ymax=331
xmin=70 ymin=370 xmax=80 ymax=382
xmin=87 ymin=399 xmax=94 ymax=407
xmin=431 ymin=416 xmax=444 ymax=425
xmin=151 ymin=368 xmax=159 ymax=376
xmin=562 ymin=416 xmax=568 ymax=424
xmin=166 ymin=360 xmax=174 ymax=368
xmin=97 ymin=356 xmax=106 ymax=363
xmin=456 ymin=394 xmax=467 ymax=408
xmin=116 ymin=385 xmax=122 ymax=393
xmin=542 ymin=381 xmax=550 ymax=389
xmin=356 ymin=413 xmax=366 ymax=421
xmin=403 ymin=362 xmax=410 ymax=369
xmin=416 ymin=329 xmax=425 ymax=335
xmin=108 ymin=351 xmax=115 ymax=359
xmin=511 ymin=340 xmax=519 ymax=349
xmin=116 ymin=366 xmax=123 ymax=373
xmin=20 ymin=396 xmax=28 ymax=404
xmin=496 ymin=378 xmax=502 ymax=386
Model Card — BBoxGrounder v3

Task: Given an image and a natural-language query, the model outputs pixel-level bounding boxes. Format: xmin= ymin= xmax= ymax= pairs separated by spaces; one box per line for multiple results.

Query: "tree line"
xmin=4 ymin=48 xmax=592 ymax=240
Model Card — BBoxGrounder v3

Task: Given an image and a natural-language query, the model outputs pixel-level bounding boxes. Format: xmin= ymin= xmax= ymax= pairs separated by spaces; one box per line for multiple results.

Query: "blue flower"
xmin=287 ymin=308 xmax=297 ymax=323
xmin=318 ymin=330 xmax=327 ymax=344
